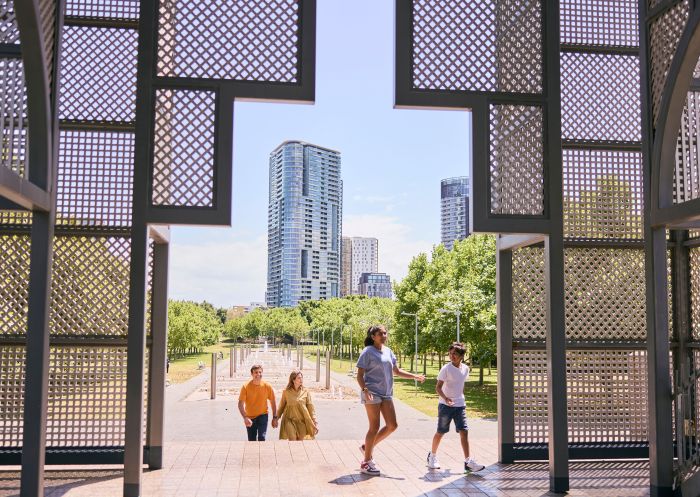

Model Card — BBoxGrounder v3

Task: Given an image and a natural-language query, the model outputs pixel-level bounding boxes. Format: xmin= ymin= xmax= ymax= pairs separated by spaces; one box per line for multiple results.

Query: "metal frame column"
xmin=147 ymin=240 xmax=169 ymax=470
xmin=496 ymin=246 xmax=514 ymax=464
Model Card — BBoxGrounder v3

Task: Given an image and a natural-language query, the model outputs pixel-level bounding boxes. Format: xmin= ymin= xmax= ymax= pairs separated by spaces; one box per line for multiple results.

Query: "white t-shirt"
xmin=437 ymin=362 xmax=470 ymax=407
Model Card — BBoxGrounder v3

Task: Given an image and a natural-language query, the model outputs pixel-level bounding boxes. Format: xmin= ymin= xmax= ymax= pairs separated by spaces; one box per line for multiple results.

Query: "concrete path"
xmin=0 ymin=346 xmax=651 ymax=496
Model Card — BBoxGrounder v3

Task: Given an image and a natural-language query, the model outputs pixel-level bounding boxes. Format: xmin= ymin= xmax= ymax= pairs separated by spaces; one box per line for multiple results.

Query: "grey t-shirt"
xmin=356 ymin=345 xmax=397 ymax=397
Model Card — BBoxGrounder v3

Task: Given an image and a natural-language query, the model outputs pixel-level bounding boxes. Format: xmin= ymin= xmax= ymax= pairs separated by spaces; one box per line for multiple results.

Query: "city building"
xmin=341 ymin=236 xmax=378 ymax=295
xmin=358 ymin=272 xmax=393 ymax=299
xmin=266 ymin=141 xmax=342 ymax=307
xmin=441 ymin=176 xmax=470 ymax=250
xmin=226 ymin=306 xmax=248 ymax=320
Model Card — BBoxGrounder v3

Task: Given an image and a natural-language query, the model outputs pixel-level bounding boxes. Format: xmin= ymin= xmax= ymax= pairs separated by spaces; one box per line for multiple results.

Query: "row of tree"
xmin=168 ymin=300 xmax=226 ymax=356
xmin=222 ymin=234 xmax=496 ymax=373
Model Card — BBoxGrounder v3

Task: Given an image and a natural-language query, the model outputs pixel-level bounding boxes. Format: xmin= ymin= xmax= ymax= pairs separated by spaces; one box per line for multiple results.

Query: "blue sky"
xmin=168 ymin=0 xmax=472 ymax=308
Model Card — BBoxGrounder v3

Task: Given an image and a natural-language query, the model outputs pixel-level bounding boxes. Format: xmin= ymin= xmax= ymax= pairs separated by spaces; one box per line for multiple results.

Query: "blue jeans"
xmin=246 ymin=413 xmax=268 ymax=441
xmin=437 ymin=404 xmax=468 ymax=433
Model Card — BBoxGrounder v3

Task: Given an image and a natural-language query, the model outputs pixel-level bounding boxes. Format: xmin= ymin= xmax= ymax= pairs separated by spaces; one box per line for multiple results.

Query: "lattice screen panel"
xmin=565 ymin=248 xmax=646 ymax=341
xmin=58 ymin=26 xmax=138 ymax=124
xmin=157 ymin=0 xmax=300 ymax=82
xmin=0 ymin=1 xmax=20 ymax=43
xmin=649 ymin=0 xmax=689 ymax=125
xmin=0 ymin=58 xmax=28 ymax=178
xmin=489 ymin=104 xmax=544 ymax=215
xmin=514 ymin=349 xmax=548 ymax=444
xmin=151 ymin=89 xmax=216 ymax=207
xmin=567 ymin=350 xmax=648 ymax=442
xmin=561 ymin=0 xmax=639 ymax=48
xmin=690 ymin=248 xmax=700 ymax=340
xmin=412 ymin=0 xmax=542 ymax=93
xmin=50 ymin=237 xmax=131 ymax=337
xmin=57 ymin=131 xmax=134 ymax=229
xmin=65 ymin=0 xmax=140 ymax=20
xmin=0 ymin=235 xmax=30 ymax=335
xmin=561 ymin=52 xmax=641 ymax=143
xmin=0 ymin=345 xmax=24 ymax=446
xmin=674 ymin=92 xmax=700 ymax=204
xmin=563 ymin=149 xmax=643 ymax=240
xmin=512 ymin=247 xmax=546 ymax=341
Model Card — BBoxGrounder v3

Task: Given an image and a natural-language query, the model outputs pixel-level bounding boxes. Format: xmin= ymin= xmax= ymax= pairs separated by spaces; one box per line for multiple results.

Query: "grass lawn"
xmin=167 ymin=340 xmax=238 ymax=384
xmin=321 ymin=353 xmax=497 ymax=419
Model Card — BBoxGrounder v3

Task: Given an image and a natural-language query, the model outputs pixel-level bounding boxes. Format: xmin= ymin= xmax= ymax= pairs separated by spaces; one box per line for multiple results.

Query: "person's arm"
xmin=276 ymin=390 xmax=287 ymax=419
xmin=356 ymin=367 xmax=374 ymax=401
xmin=269 ymin=387 xmax=278 ymax=428
xmin=393 ymin=364 xmax=425 ymax=383
xmin=238 ymin=400 xmax=252 ymax=427
xmin=435 ymin=379 xmax=453 ymax=405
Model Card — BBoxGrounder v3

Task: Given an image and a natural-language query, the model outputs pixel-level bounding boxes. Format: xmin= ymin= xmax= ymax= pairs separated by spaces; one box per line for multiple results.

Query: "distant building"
xmin=247 ymin=302 xmax=267 ymax=312
xmin=358 ymin=272 xmax=393 ymax=299
xmin=341 ymin=236 xmax=378 ymax=296
xmin=441 ymin=176 xmax=470 ymax=250
xmin=266 ymin=141 xmax=343 ymax=307
xmin=226 ymin=306 xmax=248 ymax=320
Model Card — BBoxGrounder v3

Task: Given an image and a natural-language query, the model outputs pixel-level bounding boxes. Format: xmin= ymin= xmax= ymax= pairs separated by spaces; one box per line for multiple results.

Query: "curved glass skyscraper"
xmin=266 ymin=141 xmax=343 ymax=307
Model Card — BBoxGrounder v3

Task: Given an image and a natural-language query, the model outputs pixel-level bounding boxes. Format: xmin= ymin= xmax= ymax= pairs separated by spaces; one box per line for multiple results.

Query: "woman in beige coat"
xmin=276 ymin=370 xmax=318 ymax=440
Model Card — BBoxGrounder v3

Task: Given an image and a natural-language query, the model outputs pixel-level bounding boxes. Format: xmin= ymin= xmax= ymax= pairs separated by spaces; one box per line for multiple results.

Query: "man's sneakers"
xmin=464 ymin=457 xmax=485 ymax=473
xmin=426 ymin=452 xmax=440 ymax=469
xmin=360 ymin=459 xmax=380 ymax=476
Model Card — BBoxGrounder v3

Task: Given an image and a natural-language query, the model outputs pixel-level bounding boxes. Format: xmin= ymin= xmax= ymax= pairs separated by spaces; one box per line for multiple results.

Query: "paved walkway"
xmin=0 ymin=347 xmax=651 ymax=496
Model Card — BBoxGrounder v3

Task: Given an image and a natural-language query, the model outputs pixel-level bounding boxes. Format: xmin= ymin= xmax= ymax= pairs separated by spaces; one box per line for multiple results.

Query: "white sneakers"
xmin=426 ymin=452 xmax=484 ymax=473
xmin=360 ymin=459 xmax=380 ymax=475
xmin=464 ymin=457 xmax=485 ymax=473
xmin=426 ymin=452 xmax=440 ymax=469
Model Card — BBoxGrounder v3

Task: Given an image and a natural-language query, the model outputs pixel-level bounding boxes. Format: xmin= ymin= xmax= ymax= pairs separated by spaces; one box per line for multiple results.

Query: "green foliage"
xmin=167 ymin=300 xmax=224 ymax=355
xmin=224 ymin=296 xmax=396 ymax=349
xmin=393 ymin=234 xmax=497 ymax=364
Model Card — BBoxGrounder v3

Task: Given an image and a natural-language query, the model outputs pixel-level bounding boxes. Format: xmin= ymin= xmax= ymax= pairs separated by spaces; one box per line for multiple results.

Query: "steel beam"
xmin=497 ymin=234 xmax=546 ymax=252
xmin=0 ymin=167 xmax=51 ymax=211
xmin=147 ymin=242 xmax=169 ymax=469
xmin=496 ymin=249 xmax=514 ymax=463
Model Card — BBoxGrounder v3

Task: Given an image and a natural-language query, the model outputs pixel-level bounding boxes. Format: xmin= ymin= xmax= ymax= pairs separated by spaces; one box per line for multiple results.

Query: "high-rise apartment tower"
xmin=341 ymin=236 xmax=379 ymax=295
xmin=441 ymin=176 xmax=470 ymax=250
xmin=266 ymin=141 xmax=343 ymax=307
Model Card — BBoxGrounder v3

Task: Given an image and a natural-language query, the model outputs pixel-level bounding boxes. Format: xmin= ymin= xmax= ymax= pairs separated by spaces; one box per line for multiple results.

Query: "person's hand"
xmin=313 ymin=420 xmax=319 ymax=435
xmin=272 ymin=417 xmax=279 ymax=429
xmin=365 ymin=389 xmax=374 ymax=402
xmin=415 ymin=374 xmax=426 ymax=383
xmin=445 ymin=397 xmax=454 ymax=406
xmin=244 ymin=417 xmax=252 ymax=427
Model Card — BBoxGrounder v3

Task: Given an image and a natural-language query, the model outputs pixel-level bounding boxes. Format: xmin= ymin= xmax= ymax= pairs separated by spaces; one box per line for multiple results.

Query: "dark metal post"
xmin=147 ymin=242 xmax=169 ymax=469
xmin=646 ymin=228 xmax=674 ymax=494
xmin=210 ymin=353 xmax=217 ymax=400
xmin=544 ymin=235 xmax=569 ymax=492
xmin=496 ymin=247 xmax=515 ymax=464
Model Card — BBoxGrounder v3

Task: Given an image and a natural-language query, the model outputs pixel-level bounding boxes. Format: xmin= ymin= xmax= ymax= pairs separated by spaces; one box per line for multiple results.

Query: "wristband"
xmin=362 ymin=387 xmax=368 ymax=392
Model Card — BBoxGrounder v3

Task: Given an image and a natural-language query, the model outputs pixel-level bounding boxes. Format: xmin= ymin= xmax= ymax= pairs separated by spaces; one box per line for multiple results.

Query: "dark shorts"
xmin=246 ymin=413 xmax=268 ymax=441
xmin=437 ymin=404 xmax=469 ymax=433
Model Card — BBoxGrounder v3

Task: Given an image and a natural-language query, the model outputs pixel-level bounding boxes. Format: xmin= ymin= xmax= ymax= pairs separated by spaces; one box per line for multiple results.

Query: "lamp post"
xmin=438 ymin=308 xmax=461 ymax=343
xmin=401 ymin=312 xmax=419 ymax=392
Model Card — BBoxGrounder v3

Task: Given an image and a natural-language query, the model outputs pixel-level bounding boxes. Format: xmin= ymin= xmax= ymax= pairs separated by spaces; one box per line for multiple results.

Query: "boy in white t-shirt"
xmin=426 ymin=342 xmax=485 ymax=473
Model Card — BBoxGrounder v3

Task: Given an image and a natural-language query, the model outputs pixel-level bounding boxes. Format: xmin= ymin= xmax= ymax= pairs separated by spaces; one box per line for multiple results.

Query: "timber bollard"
xmin=325 ymin=349 xmax=331 ymax=389
xmin=230 ymin=347 xmax=235 ymax=376
xmin=211 ymin=353 xmax=217 ymax=400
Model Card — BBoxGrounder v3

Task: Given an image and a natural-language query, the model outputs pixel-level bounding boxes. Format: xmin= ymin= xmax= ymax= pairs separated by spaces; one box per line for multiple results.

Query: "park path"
xmin=0 ymin=346 xmax=651 ymax=496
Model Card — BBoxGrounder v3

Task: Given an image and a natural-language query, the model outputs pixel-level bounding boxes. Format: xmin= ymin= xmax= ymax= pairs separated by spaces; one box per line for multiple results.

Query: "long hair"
xmin=364 ymin=325 xmax=386 ymax=346
xmin=285 ymin=369 xmax=304 ymax=391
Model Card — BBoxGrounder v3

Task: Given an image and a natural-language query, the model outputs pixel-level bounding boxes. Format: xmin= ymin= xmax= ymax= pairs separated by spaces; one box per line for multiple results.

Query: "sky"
xmin=168 ymin=0 xmax=472 ymax=308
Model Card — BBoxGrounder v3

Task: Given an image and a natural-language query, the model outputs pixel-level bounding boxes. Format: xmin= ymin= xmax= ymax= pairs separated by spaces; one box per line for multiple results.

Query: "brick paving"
xmin=0 ymin=347 xmax=651 ymax=496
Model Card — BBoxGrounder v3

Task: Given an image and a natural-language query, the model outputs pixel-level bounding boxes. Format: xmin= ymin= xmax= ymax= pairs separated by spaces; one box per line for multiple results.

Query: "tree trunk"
xmin=410 ymin=355 xmax=414 ymax=372
xmin=422 ymin=352 xmax=427 ymax=375
xmin=479 ymin=365 xmax=484 ymax=386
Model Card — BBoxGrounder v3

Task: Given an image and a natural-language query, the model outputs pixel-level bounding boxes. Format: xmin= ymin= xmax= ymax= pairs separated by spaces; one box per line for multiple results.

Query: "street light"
xmin=438 ymin=308 xmax=461 ymax=343
xmin=401 ymin=312 xmax=419 ymax=393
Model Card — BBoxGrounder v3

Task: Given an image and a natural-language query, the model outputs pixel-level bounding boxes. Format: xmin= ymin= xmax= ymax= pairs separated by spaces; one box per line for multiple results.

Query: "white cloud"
xmin=343 ymin=214 xmax=434 ymax=283
xmin=168 ymin=233 xmax=267 ymax=308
